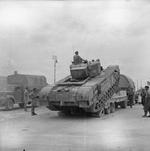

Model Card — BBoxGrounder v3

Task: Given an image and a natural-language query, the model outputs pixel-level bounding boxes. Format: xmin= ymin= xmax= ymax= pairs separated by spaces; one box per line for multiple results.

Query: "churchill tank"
xmin=47 ymin=60 xmax=120 ymax=117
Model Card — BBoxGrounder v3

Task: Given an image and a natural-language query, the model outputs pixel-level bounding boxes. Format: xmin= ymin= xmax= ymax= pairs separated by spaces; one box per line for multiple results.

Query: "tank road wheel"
xmin=5 ymin=99 xmax=14 ymax=110
xmin=58 ymin=110 xmax=71 ymax=116
xmin=63 ymin=110 xmax=71 ymax=116
xmin=105 ymin=106 xmax=110 ymax=114
xmin=110 ymin=103 xmax=115 ymax=113
xmin=95 ymin=107 xmax=105 ymax=118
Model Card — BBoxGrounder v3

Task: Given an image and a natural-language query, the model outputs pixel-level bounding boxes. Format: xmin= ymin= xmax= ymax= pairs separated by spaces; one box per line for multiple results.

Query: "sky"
xmin=0 ymin=0 xmax=150 ymax=88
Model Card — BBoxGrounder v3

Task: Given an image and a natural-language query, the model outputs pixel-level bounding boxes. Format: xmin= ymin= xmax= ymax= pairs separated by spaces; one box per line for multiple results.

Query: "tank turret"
xmin=70 ymin=60 xmax=101 ymax=80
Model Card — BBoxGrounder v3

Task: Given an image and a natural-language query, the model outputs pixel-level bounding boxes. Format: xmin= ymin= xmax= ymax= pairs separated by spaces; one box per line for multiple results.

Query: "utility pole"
xmin=52 ymin=55 xmax=58 ymax=84
xmin=140 ymin=80 xmax=142 ymax=88
xmin=137 ymin=80 xmax=138 ymax=91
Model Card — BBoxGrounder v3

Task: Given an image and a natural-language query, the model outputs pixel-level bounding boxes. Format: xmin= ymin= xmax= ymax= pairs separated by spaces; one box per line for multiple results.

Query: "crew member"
xmin=73 ymin=51 xmax=85 ymax=65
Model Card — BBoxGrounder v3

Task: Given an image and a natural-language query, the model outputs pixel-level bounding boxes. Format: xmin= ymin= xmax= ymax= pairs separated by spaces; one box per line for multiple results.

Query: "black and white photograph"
xmin=0 ymin=0 xmax=150 ymax=151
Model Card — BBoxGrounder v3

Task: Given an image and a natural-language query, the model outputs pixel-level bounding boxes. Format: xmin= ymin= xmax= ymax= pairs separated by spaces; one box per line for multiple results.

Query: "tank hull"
xmin=47 ymin=65 xmax=120 ymax=114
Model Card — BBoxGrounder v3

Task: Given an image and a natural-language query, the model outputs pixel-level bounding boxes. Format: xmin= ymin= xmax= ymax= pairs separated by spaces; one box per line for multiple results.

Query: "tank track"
xmin=94 ymin=69 xmax=120 ymax=115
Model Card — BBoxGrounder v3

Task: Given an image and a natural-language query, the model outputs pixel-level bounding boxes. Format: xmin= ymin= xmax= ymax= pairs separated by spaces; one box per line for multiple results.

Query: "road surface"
xmin=0 ymin=104 xmax=150 ymax=151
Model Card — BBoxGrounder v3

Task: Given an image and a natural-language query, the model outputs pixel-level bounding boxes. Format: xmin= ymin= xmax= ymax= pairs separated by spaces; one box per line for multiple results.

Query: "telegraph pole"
xmin=137 ymin=80 xmax=138 ymax=91
xmin=52 ymin=55 xmax=57 ymax=84
xmin=140 ymin=80 xmax=142 ymax=88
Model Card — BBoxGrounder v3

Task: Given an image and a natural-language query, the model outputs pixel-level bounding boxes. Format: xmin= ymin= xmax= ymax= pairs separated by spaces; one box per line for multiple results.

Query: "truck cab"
xmin=0 ymin=83 xmax=21 ymax=110
xmin=0 ymin=72 xmax=47 ymax=110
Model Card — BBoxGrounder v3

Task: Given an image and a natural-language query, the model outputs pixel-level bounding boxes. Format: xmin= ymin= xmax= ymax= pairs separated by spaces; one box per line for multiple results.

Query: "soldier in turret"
xmin=73 ymin=51 xmax=86 ymax=65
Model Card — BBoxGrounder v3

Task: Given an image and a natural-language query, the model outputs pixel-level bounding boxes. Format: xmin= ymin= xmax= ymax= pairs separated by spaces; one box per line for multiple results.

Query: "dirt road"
xmin=0 ymin=104 xmax=149 ymax=151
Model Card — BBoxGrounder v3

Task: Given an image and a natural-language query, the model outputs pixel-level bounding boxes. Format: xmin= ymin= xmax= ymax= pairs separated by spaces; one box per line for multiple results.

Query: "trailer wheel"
xmin=19 ymin=103 xmax=24 ymax=108
xmin=5 ymin=99 xmax=14 ymax=110
xmin=110 ymin=103 xmax=115 ymax=113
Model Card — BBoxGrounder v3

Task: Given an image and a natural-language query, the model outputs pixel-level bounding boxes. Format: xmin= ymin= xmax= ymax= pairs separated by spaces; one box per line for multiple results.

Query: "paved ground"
xmin=0 ymin=104 xmax=150 ymax=151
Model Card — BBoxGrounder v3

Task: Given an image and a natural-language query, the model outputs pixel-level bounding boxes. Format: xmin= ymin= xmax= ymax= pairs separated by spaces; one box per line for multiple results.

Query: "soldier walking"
xmin=24 ymin=87 xmax=29 ymax=111
xmin=29 ymin=88 xmax=39 ymax=116
xmin=127 ymin=89 xmax=134 ymax=108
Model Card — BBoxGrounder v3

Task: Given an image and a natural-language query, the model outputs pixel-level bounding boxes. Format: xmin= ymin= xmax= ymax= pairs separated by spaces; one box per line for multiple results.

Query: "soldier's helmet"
xmin=145 ymin=86 xmax=149 ymax=90
xmin=75 ymin=51 xmax=78 ymax=55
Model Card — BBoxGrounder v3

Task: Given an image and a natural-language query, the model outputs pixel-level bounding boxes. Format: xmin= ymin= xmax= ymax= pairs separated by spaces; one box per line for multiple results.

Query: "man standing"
xmin=73 ymin=51 xmax=85 ymax=65
xmin=24 ymin=87 xmax=29 ymax=111
xmin=142 ymin=86 xmax=150 ymax=117
xmin=141 ymin=88 xmax=146 ymax=106
xmin=29 ymin=88 xmax=39 ymax=116
xmin=127 ymin=89 xmax=134 ymax=108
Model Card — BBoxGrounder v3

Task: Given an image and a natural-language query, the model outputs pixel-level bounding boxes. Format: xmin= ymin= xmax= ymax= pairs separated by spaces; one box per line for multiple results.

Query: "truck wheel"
xmin=19 ymin=103 xmax=24 ymax=108
xmin=110 ymin=103 xmax=115 ymax=113
xmin=5 ymin=99 xmax=14 ymax=110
